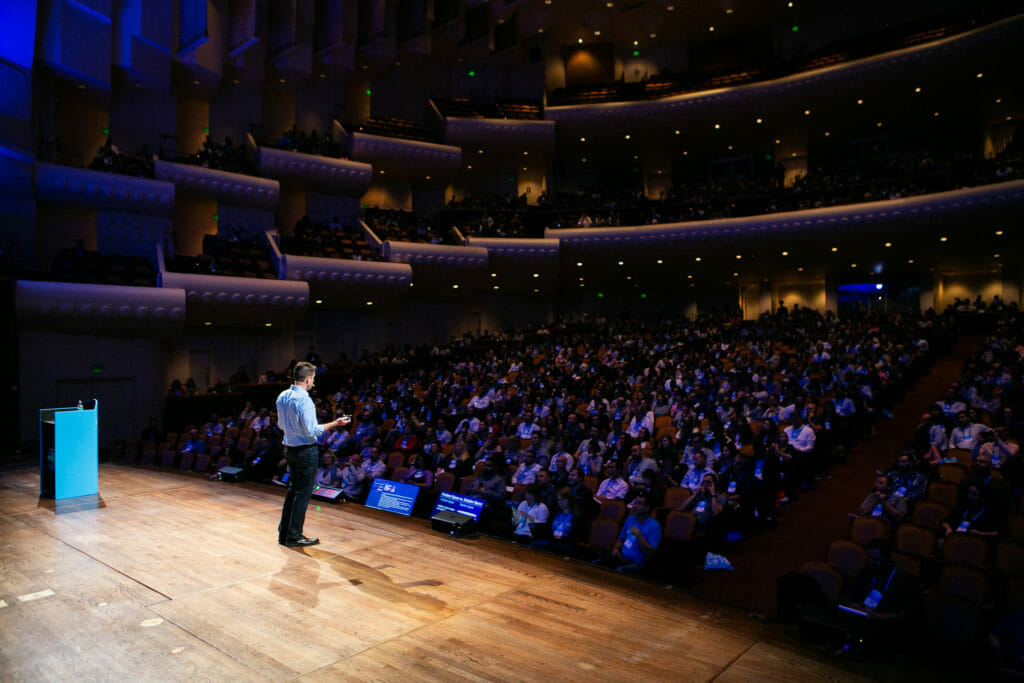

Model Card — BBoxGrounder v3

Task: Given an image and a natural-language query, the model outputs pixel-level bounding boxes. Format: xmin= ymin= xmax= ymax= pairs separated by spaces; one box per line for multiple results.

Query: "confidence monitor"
xmin=430 ymin=491 xmax=484 ymax=537
xmin=365 ymin=478 xmax=420 ymax=516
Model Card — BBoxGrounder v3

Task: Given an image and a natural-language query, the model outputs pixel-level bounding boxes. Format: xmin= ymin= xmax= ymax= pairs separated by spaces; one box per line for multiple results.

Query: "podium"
xmin=40 ymin=401 xmax=99 ymax=499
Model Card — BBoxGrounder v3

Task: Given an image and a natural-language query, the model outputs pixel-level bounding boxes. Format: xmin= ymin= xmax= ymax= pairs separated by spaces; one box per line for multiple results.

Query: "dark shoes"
xmin=283 ymin=536 xmax=319 ymax=547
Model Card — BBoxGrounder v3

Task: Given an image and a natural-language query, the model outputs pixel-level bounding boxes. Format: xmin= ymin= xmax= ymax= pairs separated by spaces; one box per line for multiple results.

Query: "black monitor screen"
xmin=430 ymin=490 xmax=484 ymax=522
xmin=365 ymin=478 xmax=420 ymax=516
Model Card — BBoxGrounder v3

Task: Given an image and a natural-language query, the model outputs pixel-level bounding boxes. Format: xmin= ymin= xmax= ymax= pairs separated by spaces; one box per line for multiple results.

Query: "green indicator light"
xmin=597 ymin=292 xmax=604 ymax=298
xmin=213 ymin=215 xmax=219 ymax=221
xmin=468 ymin=70 xmax=475 ymax=76
xmin=365 ymin=89 xmax=372 ymax=95
xmin=202 ymin=126 xmax=210 ymax=133
xmin=791 ymin=25 xmax=799 ymax=32
xmin=101 ymin=127 xmax=109 ymax=135
xmin=632 ymin=50 xmax=639 ymax=57
xmin=641 ymin=293 xmax=647 ymax=299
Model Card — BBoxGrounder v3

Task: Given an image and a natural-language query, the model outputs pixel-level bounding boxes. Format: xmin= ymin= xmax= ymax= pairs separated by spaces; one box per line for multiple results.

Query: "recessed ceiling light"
xmin=977 ymin=73 xmax=984 ymax=78
xmin=315 ymin=299 xmax=323 ymax=304
xmin=940 ymin=236 xmax=947 ymax=242
xmin=914 ymin=87 xmax=921 ymax=92
xmin=735 ymin=254 xmax=742 ymax=259
xmin=831 ymin=246 xmax=838 ymax=252
xmin=657 ymin=259 xmax=663 ymax=264
xmin=709 ymin=26 xmax=715 ymax=31
xmin=756 ymin=118 xmax=763 ymax=124
xmin=857 ymin=99 xmax=864 ymax=104
xmin=714 ymin=123 xmax=720 ymax=129
xmin=804 ymin=109 xmax=811 ymax=115
xmin=675 ymin=130 xmax=680 ymax=135
xmin=576 ymin=262 xmax=583 ymax=267
xmin=695 ymin=257 xmax=701 ymax=262
xmin=781 ymin=251 xmax=789 ymax=256
xmin=850 ymin=263 xmax=857 ymax=268
xmin=908 ymin=259 xmax=915 ymax=264
xmin=884 ymin=242 xmax=892 ymax=247
xmin=995 ymin=230 xmax=1004 ymax=235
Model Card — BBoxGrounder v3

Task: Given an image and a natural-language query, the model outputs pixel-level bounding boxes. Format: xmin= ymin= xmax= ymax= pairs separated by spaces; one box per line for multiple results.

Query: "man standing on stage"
xmin=277 ymin=362 xmax=350 ymax=547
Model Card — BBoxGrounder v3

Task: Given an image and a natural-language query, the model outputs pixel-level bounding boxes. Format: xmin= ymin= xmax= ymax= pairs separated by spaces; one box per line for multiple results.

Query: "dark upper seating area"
xmin=88 ymin=138 xmax=155 ymax=178
xmin=548 ymin=6 xmax=1007 ymax=107
xmin=350 ymin=117 xmax=440 ymax=143
xmin=278 ymin=216 xmax=376 ymax=261
xmin=432 ymin=98 xmax=543 ymax=121
xmin=364 ymin=208 xmax=460 ymax=245
xmin=274 ymin=126 xmax=343 ymax=158
xmin=168 ymin=234 xmax=276 ymax=278
xmin=48 ymin=243 xmax=156 ymax=286
xmin=178 ymin=135 xmax=256 ymax=176
xmin=445 ymin=149 xmax=1024 ymax=238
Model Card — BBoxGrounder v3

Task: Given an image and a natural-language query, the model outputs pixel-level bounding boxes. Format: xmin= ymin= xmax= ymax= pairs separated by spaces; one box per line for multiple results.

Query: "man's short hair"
xmin=293 ymin=362 xmax=316 ymax=382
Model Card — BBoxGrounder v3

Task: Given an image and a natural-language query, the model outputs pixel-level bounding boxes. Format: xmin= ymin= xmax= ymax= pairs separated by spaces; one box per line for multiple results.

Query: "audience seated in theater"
xmin=465 ymin=456 xmax=510 ymax=533
xmin=941 ymin=481 xmax=1003 ymax=540
xmin=315 ymin=452 xmax=341 ymax=487
xmin=338 ymin=453 xmax=369 ymax=502
xmin=595 ymin=492 xmax=661 ymax=575
xmin=403 ymin=453 xmax=434 ymax=488
xmin=885 ymin=445 xmax=930 ymax=505
xmin=512 ymin=483 xmax=549 ymax=543
xmin=594 ymin=460 xmax=629 ymax=503
xmin=857 ymin=474 xmax=908 ymax=526
xmin=362 ymin=446 xmax=388 ymax=480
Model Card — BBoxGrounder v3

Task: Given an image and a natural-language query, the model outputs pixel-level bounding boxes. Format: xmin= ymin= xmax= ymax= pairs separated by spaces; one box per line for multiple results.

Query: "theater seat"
xmin=938 ymin=564 xmax=990 ymax=606
xmin=910 ymin=501 xmax=950 ymax=533
xmin=943 ymin=534 xmax=992 ymax=571
xmin=581 ymin=517 xmax=620 ymax=553
xmin=800 ymin=560 xmax=844 ymax=606
xmin=849 ymin=515 xmax=891 ymax=546
xmin=827 ymin=539 xmax=867 ymax=578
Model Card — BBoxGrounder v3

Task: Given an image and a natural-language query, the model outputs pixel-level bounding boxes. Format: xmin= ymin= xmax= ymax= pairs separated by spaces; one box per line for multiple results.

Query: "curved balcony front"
xmin=255 ymin=147 xmax=372 ymax=194
xmin=17 ymin=281 xmax=186 ymax=337
xmin=153 ymin=160 xmax=279 ymax=207
xmin=159 ymin=272 xmax=309 ymax=327
xmin=34 ymin=163 xmax=174 ymax=215
xmin=281 ymin=254 xmax=412 ymax=310
xmin=444 ymin=118 xmax=555 ymax=152
xmin=545 ymin=15 xmax=1024 ymax=134
xmin=382 ymin=241 xmax=488 ymax=295
xmin=346 ymin=133 xmax=461 ymax=184
xmin=467 ymin=237 xmax=560 ymax=294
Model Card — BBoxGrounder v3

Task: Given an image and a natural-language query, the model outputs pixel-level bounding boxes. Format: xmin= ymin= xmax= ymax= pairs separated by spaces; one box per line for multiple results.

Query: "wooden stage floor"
xmin=0 ymin=464 xmax=939 ymax=681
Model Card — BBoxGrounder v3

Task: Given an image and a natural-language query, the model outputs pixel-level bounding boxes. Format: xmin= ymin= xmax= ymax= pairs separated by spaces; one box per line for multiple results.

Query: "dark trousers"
xmin=278 ymin=444 xmax=318 ymax=542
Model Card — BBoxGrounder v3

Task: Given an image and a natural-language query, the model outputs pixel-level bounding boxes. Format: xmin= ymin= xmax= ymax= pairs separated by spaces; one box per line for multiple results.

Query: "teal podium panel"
xmin=40 ymin=401 xmax=99 ymax=499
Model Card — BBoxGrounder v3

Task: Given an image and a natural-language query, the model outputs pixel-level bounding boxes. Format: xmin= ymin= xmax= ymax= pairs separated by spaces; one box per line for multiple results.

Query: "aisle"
xmin=686 ymin=335 xmax=981 ymax=615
